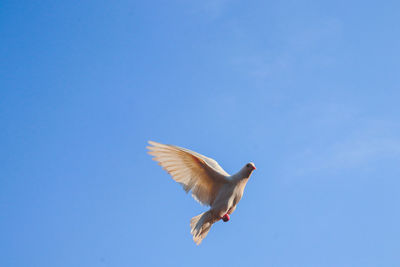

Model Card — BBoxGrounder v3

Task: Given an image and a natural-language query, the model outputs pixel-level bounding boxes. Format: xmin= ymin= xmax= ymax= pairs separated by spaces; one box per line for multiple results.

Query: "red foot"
xmin=222 ymin=214 xmax=230 ymax=222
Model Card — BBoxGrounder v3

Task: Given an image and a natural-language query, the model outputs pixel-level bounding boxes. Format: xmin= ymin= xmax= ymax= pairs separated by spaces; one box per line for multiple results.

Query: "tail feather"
xmin=190 ymin=211 xmax=219 ymax=245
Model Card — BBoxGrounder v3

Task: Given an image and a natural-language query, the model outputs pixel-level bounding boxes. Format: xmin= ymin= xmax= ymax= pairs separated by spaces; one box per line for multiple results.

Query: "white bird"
xmin=147 ymin=141 xmax=256 ymax=245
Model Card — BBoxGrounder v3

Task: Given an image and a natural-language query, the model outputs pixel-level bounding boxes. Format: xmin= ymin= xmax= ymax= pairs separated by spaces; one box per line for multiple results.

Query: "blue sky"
xmin=1 ymin=1 xmax=400 ymax=266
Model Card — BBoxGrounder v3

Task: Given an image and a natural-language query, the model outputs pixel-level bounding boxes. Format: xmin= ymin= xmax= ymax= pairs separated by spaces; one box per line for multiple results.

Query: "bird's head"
xmin=241 ymin=162 xmax=256 ymax=178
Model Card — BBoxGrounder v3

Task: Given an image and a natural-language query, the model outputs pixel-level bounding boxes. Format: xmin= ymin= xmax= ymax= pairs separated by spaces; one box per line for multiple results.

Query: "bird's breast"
xmin=211 ymin=181 xmax=247 ymax=215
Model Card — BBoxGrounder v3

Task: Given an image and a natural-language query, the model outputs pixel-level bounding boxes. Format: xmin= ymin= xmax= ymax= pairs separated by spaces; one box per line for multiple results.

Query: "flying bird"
xmin=147 ymin=141 xmax=256 ymax=245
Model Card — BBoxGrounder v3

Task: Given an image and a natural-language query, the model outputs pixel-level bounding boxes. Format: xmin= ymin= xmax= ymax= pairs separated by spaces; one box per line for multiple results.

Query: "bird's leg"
xmin=221 ymin=213 xmax=230 ymax=222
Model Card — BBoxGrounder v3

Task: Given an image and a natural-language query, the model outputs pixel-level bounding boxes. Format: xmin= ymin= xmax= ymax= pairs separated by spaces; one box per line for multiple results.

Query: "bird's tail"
xmin=190 ymin=211 xmax=219 ymax=245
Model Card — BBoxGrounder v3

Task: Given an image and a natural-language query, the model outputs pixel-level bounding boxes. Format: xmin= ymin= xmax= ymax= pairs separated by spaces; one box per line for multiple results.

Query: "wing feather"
xmin=147 ymin=141 xmax=229 ymax=206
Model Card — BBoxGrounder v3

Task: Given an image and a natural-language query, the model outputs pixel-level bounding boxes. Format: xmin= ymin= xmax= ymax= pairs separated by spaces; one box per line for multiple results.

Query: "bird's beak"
xmin=252 ymin=166 xmax=256 ymax=170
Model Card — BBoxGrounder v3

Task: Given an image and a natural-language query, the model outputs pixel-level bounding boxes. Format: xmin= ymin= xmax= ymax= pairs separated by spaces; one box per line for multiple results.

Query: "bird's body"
xmin=211 ymin=175 xmax=249 ymax=217
xmin=147 ymin=141 xmax=255 ymax=245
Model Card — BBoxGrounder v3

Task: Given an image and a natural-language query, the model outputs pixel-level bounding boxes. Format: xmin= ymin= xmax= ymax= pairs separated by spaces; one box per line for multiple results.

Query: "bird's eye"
xmin=246 ymin=164 xmax=250 ymax=168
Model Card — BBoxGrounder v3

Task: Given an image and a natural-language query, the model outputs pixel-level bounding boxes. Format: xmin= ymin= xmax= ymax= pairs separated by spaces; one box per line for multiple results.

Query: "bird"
xmin=146 ymin=141 xmax=256 ymax=245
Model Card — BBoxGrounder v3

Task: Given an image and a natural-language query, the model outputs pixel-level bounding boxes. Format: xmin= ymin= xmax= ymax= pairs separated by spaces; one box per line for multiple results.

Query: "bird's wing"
xmin=147 ymin=141 xmax=230 ymax=206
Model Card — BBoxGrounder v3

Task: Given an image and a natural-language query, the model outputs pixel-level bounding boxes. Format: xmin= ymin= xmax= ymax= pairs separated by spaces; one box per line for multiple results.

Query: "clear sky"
xmin=1 ymin=1 xmax=400 ymax=266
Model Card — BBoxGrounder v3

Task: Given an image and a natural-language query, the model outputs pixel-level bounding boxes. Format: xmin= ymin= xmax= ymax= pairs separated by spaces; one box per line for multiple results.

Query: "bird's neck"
xmin=231 ymin=169 xmax=252 ymax=183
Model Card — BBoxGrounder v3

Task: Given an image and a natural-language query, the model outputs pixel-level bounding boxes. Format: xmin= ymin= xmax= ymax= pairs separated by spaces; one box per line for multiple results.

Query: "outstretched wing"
xmin=147 ymin=141 xmax=229 ymax=206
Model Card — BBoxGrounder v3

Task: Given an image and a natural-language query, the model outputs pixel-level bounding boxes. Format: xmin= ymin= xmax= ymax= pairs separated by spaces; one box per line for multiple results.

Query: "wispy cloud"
xmin=187 ymin=0 xmax=232 ymax=20
xmin=282 ymin=104 xmax=400 ymax=178
xmin=232 ymin=17 xmax=343 ymax=79
xmin=289 ymin=135 xmax=400 ymax=177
